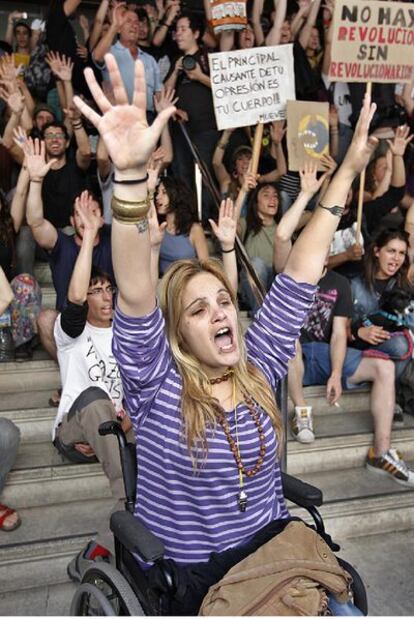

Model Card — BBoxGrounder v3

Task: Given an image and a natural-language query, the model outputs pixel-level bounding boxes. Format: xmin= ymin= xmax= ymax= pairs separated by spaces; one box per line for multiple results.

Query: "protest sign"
xmin=209 ymin=0 xmax=247 ymax=34
xmin=329 ymin=0 xmax=414 ymax=83
xmin=208 ymin=45 xmax=295 ymax=130
xmin=286 ymin=101 xmax=329 ymax=171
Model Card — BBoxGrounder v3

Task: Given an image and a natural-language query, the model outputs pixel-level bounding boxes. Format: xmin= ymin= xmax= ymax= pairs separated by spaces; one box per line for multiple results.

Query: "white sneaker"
xmin=291 ymin=406 xmax=315 ymax=444
xmin=366 ymin=447 xmax=414 ymax=487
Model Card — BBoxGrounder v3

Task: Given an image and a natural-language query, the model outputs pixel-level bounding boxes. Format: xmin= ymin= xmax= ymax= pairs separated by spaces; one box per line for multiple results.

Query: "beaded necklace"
xmin=212 ymin=373 xmax=266 ymax=512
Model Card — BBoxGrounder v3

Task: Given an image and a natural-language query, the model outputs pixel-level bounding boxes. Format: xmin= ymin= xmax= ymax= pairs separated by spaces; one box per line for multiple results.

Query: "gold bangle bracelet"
xmin=111 ymin=194 xmax=151 ymax=225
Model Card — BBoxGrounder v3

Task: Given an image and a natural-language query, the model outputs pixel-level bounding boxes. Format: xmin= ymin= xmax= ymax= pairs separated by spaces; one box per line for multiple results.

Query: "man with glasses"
xmin=40 ymin=121 xmax=91 ymax=232
xmin=15 ymin=137 xmax=114 ymax=363
xmin=52 ymin=191 xmax=131 ymax=582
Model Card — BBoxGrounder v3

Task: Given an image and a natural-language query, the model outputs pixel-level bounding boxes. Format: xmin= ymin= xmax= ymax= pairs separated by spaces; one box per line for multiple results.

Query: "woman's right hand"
xmin=357 ymin=325 xmax=390 ymax=345
xmin=13 ymin=131 xmax=57 ymax=180
xmin=73 ymin=54 xmax=176 ymax=177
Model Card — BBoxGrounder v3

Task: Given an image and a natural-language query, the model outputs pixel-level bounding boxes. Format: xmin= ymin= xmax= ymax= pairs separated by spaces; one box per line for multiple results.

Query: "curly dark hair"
xmin=364 ymin=228 xmax=411 ymax=293
xmin=157 ymin=177 xmax=199 ymax=236
xmin=244 ymin=183 xmax=282 ymax=241
xmin=0 ymin=190 xmax=16 ymax=268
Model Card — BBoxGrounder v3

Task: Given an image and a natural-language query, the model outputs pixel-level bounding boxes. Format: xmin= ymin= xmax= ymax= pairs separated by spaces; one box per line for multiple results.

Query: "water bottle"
xmin=0 ymin=326 xmax=15 ymax=362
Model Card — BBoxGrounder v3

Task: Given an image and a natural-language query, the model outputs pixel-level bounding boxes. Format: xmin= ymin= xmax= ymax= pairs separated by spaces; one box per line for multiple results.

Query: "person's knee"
xmin=372 ymin=358 xmax=395 ymax=382
xmin=37 ymin=309 xmax=58 ymax=334
xmin=0 ymin=419 xmax=20 ymax=452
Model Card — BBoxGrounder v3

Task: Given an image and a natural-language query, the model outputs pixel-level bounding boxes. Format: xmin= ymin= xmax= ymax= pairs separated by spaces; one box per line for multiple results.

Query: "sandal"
xmin=0 ymin=503 xmax=22 ymax=532
xmin=48 ymin=388 xmax=62 ymax=408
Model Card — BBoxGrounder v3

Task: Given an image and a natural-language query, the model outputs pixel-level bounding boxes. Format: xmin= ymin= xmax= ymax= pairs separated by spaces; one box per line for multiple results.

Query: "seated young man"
xmin=52 ymin=192 xmax=132 ymax=582
xmin=288 ymin=267 xmax=414 ymax=487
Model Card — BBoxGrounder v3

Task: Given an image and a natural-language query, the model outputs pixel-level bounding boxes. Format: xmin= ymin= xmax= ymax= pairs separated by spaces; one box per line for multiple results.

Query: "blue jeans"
xmin=328 ymin=594 xmax=364 ymax=616
xmin=0 ymin=419 xmax=20 ymax=495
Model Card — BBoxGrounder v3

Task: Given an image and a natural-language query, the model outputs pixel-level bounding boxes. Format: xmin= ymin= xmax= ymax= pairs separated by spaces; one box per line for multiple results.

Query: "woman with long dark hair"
xmin=155 ymin=176 xmax=209 ymax=275
xmin=350 ymin=228 xmax=413 ymax=381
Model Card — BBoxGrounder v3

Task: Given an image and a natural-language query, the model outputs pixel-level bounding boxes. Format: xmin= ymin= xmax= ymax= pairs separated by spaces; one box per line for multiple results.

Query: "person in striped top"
xmin=74 ymin=54 xmax=378 ymax=613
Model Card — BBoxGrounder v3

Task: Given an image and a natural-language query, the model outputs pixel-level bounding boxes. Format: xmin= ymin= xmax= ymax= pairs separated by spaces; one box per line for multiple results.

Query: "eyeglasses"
xmin=87 ymin=286 xmax=116 ymax=296
xmin=44 ymin=133 xmax=66 ymax=140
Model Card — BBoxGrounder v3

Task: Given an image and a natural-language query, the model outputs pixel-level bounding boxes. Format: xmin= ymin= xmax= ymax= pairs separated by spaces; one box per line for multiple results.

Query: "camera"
xmin=182 ymin=54 xmax=196 ymax=72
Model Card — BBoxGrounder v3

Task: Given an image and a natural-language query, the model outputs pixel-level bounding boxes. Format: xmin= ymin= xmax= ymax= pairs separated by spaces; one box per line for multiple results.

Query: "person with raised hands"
xmin=52 ymin=190 xmax=132 ymax=583
xmin=74 ymin=55 xmax=379 ymax=614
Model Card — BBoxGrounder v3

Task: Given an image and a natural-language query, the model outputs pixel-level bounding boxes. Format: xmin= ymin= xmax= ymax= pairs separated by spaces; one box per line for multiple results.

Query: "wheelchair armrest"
xmin=282 ymin=472 xmax=323 ymax=508
xmin=110 ymin=510 xmax=165 ymax=563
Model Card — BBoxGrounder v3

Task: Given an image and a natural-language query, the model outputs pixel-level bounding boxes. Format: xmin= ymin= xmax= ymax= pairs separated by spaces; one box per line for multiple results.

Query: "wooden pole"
xmin=251 ymin=123 xmax=264 ymax=177
xmin=355 ymin=81 xmax=372 ymax=244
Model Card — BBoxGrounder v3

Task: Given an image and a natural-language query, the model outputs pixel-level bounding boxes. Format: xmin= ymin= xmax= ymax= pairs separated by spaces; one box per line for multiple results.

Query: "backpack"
xmin=397 ymin=359 xmax=414 ymax=417
xmin=199 ymin=521 xmax=352 ymax=616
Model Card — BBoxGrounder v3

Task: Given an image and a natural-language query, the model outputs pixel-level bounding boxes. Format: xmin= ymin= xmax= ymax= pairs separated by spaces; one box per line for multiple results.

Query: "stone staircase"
xmin=1 ymin=262 xmax=414 ymax=615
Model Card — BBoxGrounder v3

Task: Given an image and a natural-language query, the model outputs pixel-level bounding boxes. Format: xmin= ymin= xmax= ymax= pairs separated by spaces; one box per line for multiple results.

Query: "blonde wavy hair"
xmin=159 ymin=258 xmax=283 ymax=467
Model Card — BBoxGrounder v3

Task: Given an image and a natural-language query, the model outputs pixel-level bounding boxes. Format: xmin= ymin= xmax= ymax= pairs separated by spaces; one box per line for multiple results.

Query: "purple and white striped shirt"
xmin=112 ymin=273 xmax=316 ymax=564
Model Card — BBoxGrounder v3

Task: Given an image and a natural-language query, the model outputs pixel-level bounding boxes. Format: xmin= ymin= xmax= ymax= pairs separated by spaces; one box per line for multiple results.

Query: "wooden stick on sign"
xmin=355 ymin=82 xmax=372 ymax=244
xmin=250 ymin=122 xmax=264 ymax=177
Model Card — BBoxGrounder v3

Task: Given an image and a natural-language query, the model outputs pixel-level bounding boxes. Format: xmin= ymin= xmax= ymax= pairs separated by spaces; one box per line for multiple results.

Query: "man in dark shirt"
xmin=22 ymin=137 xmax=112 ymax=361
xmin=288 ymin=268 xmax=414 ymax=487
xmin=165 ymin=12 xmax=219 ymax=222
xmin=41 ymin=121 xmax=91 ymax=230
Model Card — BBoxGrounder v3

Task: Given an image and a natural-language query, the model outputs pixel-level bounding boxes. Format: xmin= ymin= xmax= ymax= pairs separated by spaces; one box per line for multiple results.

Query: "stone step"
xmin=287 ymin=425 xmax=414 ymax=475
xmin=0 ymin=408 xmax=55 ymax=443
xmin=0 ymin=582 xmax=76 ymax=616
xmin=290 ymin=460 xmax=414 ymax=540
xmin=41 ymin=286 xmax=56 ymax=310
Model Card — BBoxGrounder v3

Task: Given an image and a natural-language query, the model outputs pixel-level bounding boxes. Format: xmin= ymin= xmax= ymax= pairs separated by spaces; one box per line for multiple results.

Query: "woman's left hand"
xmin=209 ymin=198 xmax=237 ymax=252
xmin=73 ymin=54 xmax=176 ymax=175
xmin=387 ymin=124 xmax=413 ymax=157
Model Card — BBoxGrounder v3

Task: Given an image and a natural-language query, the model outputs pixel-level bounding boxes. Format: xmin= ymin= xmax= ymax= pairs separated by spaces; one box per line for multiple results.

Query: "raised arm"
xmin=387 ymin=125 xmax=413 ymax=188
xmin=209 ymin=198 xmax=238 ymax=294
xmin=298 ymin=0 xmax=321 ymax=50
xmin=273 ymin=160 xmax=327 ymax=272
xmin=93 ymin=4 xmax=124 ymax=63
xmin=13 ymin=131 xmax=58 ymax=251
xmin=68 ymin=192 xmax=103 ymax=304
xmin=64 ymin=0 xmax=82 ymax=17
xmin=212 ymin=130 xmax=233 ymax=193
xmin=10 ymin=165 xmax=30 ymax=233
xmin=74 ymin=54 xmax=175 ymax=317
xmin=284 ymin=92 xmax=378 ymax=285
xmin=251 ymin=0 xmax=265 ymax=46
xmin=89 ymin=0 xmax=110 ymax=51
xmin=266 ymin=0 xmax=287 ymax=46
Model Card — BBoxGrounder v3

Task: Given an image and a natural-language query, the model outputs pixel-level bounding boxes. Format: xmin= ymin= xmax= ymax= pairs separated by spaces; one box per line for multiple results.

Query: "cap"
xmin=33 ymin=103 xmax=56 ymax=120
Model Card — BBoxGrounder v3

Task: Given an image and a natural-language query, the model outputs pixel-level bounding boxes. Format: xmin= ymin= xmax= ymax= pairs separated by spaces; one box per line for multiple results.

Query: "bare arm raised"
xmin=73 ymin=54 xmax=175 ymax=317
xmin=284 ymin=92 xmax=378 ymax=285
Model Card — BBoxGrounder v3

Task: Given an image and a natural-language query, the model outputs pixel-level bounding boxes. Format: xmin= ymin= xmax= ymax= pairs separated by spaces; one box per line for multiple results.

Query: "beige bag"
xmin=199 ymin=521 xmax=352 ymax=616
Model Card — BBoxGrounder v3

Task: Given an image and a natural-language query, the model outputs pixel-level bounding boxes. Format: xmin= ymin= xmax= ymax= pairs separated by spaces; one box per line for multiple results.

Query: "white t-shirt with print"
xmin=322 ymin=73 xmax=352 ymax=127
xmin=53 ymin=316 xmax=123 ymax=437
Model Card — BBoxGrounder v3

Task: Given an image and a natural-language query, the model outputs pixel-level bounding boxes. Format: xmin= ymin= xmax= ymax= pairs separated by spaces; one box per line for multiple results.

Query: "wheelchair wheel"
xmin=70 ymin=562 xmax=145 ymax=616
xmin=338 ymin=557 xmax=368 ymax=616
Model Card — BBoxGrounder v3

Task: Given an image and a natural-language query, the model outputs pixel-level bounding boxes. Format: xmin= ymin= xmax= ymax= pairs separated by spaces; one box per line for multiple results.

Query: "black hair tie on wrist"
xmin=112 ymin=173 xmax=149 ymax=185
xmin=222 ymin=247 xmax=235 ymax=254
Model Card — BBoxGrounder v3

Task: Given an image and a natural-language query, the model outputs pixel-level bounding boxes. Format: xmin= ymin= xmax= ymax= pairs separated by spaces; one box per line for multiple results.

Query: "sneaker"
xmin=392 ymin=404 xmax=404 ymax=428
xmin=291 ymin=406 xmax=315 ymax=444
xmin=366 ymin=447 xmax=414 ymax=487
xmin=67 ymin=541 xmax=110 ymax=583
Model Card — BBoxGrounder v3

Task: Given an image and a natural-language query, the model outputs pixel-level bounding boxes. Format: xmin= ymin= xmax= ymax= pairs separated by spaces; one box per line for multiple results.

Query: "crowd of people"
xmin=0 ymin=0 xmax=414 ymax=611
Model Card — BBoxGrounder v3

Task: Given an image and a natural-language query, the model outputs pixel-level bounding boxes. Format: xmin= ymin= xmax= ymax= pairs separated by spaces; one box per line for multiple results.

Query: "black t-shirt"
xmin=168 ymin=48 xmax=216 ymax=133
xmin=42 ymin=158 xmax=91 ymax=229
xmin=46 ymin=0 xmax=90 ymax=97
xmin=301 ymin=270 xmax=352 ymax=343
xmin=49 ymin=227 xmax=113 ymax=311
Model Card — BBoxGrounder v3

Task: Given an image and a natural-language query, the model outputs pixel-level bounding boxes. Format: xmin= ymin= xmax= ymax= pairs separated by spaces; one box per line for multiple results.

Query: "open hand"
xmin=387 ymin=125 xmax=413 ymax=158
xmin=74 ymin=191 xmax=104 ymax=237
xmin=342 ymin=91 xmax=378 ymax=174
xmin=46 ymin=51 xmax=73 ymax=82
xmin=148 ymin=201 xmax=167 ymax=249
xmin=154 ymin=86 xmax=178 ymax=114
xmin=299 ymin=160 xmax=329 ymax=196
xmin=13 ymin=131 xmax=57 ymax=180
xmin=0 ymin=81 xmax=25 ymax=115
xmin=209 ymin=198 xmax=237 ymax=251
xmin=73 ymin=54 xmax=176 ymax=176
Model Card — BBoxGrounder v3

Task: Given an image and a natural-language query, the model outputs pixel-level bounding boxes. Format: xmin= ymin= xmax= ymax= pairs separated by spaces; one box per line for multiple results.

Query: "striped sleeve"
xmin=245 ymin=273 xmax=316 ymax=390
xmin=112 ymin=304 xmax=172 ymax=420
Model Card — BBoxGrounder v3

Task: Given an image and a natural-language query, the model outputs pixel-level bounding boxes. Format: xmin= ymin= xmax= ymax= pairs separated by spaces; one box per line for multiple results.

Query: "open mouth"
xmin=214 ymin=326 xmax=235 ymax=354
xmin=298 ymin=129 xmax=318 ymax=150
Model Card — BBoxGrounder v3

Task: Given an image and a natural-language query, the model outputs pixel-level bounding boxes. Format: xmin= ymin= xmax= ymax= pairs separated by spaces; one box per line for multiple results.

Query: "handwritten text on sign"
xmin=329 ymin=0 xmax=414 ymax=83
xmin=208 ymin=45 xmax=295 ymax=130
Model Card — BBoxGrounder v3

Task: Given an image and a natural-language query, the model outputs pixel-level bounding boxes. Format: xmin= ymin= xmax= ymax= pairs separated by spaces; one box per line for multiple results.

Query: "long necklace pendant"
xmin=238 ymin=489 xmax=248 ymax=512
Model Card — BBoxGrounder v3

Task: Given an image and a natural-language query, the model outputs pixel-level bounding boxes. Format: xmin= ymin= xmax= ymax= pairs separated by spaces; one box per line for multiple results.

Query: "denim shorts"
xmin=302 ymin=342 xmax=364 ymax=391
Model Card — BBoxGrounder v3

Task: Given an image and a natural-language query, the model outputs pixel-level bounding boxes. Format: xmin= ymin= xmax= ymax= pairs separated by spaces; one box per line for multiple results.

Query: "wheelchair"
xmin=70 ymin=421 xmax=368 ymax=616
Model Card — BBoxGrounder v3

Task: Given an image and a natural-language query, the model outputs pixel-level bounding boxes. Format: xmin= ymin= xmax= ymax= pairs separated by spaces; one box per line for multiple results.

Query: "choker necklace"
xmin=209 ymin=370 xmax=234 ymax=385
